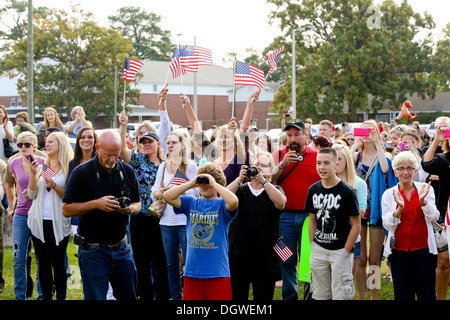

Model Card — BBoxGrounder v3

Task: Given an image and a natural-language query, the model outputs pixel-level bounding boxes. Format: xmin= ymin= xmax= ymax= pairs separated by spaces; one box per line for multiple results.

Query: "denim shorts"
xmin=353 ymin=241 xmax=361 ymax=258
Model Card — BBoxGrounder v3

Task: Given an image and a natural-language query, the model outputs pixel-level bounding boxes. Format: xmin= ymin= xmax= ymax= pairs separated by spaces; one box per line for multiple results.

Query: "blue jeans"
xmin=78 ymin=240 xmax=137 ymax=300
xmin=279 ymin=211 xmax=308 ymax=300
xmin=12 ymin=214 xmax=42 ymax=300
xmin=160 ymin=225 xmax=186 ymax=300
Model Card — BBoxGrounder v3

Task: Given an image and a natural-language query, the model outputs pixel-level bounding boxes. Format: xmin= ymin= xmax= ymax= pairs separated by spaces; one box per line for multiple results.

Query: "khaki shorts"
xmin=309 ymin=241 xmax=355 ymax=300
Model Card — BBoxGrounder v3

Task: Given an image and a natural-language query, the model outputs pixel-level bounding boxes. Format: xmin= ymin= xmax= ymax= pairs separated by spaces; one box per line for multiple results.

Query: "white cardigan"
xmin=27 ymin=170 xmax=71 ymax=245
xmin=381 ymin=181 xmax=440 ymax=257
xmin=151 ymin=162 xmax=198 ymax=226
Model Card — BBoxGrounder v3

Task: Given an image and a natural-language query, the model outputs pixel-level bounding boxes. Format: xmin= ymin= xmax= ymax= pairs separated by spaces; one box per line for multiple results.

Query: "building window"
xmin=10 ymin=97 xmax=15 ymax=107
xmin=153 ymin=85 xmax=157 ymax=92
xmin=17 ymin=97 xmax=22 ymax=107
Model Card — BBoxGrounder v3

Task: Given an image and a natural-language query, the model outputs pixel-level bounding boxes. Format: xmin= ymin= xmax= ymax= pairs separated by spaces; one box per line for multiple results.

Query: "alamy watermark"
xmin=367 ymin=5 xmax=382 ymax=30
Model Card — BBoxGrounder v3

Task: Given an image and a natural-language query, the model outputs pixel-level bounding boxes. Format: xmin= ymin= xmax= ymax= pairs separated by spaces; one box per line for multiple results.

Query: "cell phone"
xmin=354 ymin=128 xmax=370 ymax=137
xmin=22 ymin=189 xmax=28 ymax=195
xmin=443 ymin=129 xmax=450 ymax=138
xmin=398 ymin=142 xmax=410 ymax=151
xmin=26 ymin=154 xmax=34 ymax=162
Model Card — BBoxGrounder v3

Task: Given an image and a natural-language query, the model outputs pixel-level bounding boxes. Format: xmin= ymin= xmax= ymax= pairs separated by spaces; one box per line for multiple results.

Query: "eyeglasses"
xmin=17 ymin=142 xmax=32 ymax=148
xmin=395 ymin=167 xmax=415 ymax=172
xmin=305 ymin=121 xmax=312 ymax=124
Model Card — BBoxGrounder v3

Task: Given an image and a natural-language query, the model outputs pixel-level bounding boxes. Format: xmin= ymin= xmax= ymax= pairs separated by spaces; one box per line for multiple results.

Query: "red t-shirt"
xmin=395 ymin=188 xmax=428 ymax=251
xmin=277 ymin=146 xmax=320 ymax=211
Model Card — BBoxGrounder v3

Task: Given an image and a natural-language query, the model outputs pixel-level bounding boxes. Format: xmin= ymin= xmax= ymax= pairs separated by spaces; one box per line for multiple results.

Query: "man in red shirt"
xmin=272 ymin=121 xmax=320 ymax=300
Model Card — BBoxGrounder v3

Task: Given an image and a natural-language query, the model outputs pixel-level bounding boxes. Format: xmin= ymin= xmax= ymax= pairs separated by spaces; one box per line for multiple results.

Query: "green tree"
xmin=0 ymin=0 xmax=47 ymax=74
xmin=433 ymin=22 xmax=450 ymax=92
xmin=267 ymin=0 xmax=439 ymax=122
xmin=108 ymin=6 xmax=175 ymax=61
xmin=6 ymin=5 xmax=139 ymax=125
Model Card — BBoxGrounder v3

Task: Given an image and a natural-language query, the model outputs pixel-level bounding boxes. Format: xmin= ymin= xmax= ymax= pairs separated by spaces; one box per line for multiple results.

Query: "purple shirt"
xmin=10 ymin=156 xmax=45 ymax=216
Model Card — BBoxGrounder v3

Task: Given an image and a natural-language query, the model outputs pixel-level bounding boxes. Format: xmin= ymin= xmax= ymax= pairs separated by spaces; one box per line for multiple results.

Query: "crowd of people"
xmin=0 ymin=88 xmax=449 ymax=301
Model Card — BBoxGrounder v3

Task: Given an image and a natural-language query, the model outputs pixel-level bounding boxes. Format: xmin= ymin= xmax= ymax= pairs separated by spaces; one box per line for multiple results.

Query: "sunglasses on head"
xmin=17 ymin=142 xmax=32 ymax=148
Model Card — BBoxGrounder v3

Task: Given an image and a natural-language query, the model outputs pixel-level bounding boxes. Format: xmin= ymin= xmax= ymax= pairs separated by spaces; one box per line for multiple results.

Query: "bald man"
xmin=62 ymin=129 xmax=141 ymax=300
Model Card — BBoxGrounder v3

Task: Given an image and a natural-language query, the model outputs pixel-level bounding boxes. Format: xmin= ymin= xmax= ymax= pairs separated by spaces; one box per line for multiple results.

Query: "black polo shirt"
xmin=63 ymin=155 xmax=140 ymax=244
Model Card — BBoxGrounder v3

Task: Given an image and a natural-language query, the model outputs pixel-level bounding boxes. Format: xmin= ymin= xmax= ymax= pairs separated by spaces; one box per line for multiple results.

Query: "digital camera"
xmin=114 ymin=196 xmax=131 ymax=208
xmin=246 ymin=165 xmax=259 ymax=177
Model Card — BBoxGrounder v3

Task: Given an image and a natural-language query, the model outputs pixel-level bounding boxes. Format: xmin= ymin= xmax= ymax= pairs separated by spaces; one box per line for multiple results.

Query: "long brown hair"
xmin=0 ymin=105 xmax=10 ymax=123
xmin=72 ymin=127 xmax=97 ymax=167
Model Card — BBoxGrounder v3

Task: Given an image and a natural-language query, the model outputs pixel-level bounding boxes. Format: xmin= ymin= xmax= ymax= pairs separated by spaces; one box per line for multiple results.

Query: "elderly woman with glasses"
xmin=381 ymin=151 xmax=439 ymax=300
xmin=6 ymin=132 xmax=45 ymax=300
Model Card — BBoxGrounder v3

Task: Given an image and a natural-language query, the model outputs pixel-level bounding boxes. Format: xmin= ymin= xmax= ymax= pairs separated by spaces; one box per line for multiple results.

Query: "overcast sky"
xmin=23 ymin=0 xmax=450 ymax=65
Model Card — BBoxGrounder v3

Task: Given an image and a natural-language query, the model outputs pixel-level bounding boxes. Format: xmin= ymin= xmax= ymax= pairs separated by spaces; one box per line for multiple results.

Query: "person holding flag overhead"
xmin=151 ymin=131 xmax=198 ymax=300
xmin=227 ymin=151 xmax=286 ymax=300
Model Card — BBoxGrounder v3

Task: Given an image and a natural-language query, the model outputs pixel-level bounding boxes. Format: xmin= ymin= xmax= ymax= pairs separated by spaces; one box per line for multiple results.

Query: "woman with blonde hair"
xmin=151 ymin=130 xmax=198 ymax=300
xmin=351 ymin=119 xmax=397 ymax=300
xmin=36 ymin=107 xmax=64 ymax=132
xmin=27 ymin=132 xmax=73 ymax=300
xmin=213 ymin=121 xmax=249 ymax=185
xmin=332 ymin=143 xmax=367 ymax=299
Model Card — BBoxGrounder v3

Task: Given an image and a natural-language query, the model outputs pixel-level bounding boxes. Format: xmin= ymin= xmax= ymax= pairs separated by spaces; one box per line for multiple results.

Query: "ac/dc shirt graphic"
xmin=305 ymin=180 xmax=360 ymax=250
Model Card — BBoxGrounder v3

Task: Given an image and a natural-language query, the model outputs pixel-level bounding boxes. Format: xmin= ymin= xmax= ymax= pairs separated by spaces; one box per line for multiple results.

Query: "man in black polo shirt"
xmin=62 ymin=129 xmax=141 ymax=300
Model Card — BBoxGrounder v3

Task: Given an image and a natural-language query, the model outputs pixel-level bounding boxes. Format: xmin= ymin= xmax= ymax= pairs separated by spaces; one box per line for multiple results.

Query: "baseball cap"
xmin=139 ymin=131 xmax=159 ymax=143
xmin=284 ymin=121 xmax=305 ymax=131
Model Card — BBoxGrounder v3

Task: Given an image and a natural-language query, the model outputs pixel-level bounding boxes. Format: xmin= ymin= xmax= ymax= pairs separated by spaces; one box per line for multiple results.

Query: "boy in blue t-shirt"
xmin=164 ymin=162 xmax=239 ymax=300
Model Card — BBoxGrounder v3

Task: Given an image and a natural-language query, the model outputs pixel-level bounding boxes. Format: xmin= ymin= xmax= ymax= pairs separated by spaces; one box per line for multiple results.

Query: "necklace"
xmin=167 ymin=160 xmax=179 ymax=174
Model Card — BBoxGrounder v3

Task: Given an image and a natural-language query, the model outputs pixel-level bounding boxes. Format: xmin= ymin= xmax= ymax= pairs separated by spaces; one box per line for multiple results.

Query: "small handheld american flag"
xmin=234 ymin=61 xmax=265 ymax=91
xmin=267 ymin=45 xmax=285 ymax=74
xmin=41 ymin=164 xmax=55 ymax=181
xmin=273 ymin=237 xmax=293 ymax=262
xmin=123 ymin=57 xmax=144 ymax=81
xmin=170 ymin=170 xmax=189 ymax=186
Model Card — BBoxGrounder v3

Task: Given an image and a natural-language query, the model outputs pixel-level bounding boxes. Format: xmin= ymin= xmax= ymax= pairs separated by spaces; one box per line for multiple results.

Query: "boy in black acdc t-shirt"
xmin=305 ymin=148 xmax=361 ymax=300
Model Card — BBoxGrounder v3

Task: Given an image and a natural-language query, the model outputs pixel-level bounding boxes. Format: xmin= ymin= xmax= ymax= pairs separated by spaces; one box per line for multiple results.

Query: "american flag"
xmin=123 ymin=57 xmax=144 ymax=81
xmin=170 ymin=170 xmax=190 ymax=186
xmin=267 ymin=45 xmax=285 ymax=74
xmin=234 ymin=61 xmax=265 ymax=91
xmin=169 ymin=48 xmax=187 ymax=79
xmin=41 ymin=164 xmax=55 ymax=181
xmin=287 ymin=106 xmax=294 ymax=113
xmin=273 ymin=237 xmax=293 ymax=262
xmin=178 ymin=45 xmax=212 ymax=72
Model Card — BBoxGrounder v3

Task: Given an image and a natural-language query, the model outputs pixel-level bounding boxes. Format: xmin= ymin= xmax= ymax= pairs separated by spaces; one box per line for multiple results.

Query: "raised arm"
xmin=158 ymin=84 xmax=171 ymax=156
xmin=240 ymin=90 xmax=260 ymax=132
xmin=118 ymin=111 xmax=132 ymax=164
xmin=181 ymin=94 xmax=202 ymax=134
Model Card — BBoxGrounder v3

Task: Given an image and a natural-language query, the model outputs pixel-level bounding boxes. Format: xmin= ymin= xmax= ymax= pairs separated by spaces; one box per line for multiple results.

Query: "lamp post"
xmin=291 ymin=25 xmax=314 ymax=120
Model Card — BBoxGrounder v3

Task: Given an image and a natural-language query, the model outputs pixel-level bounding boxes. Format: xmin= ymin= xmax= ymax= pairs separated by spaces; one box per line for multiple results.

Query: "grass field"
xmin=0 ymin=236 xmax=407 ymax=300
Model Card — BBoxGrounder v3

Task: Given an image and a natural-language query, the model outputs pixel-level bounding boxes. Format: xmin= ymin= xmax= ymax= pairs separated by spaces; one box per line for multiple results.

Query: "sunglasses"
xmin=17 ymin=142 xmax=32 ymax=148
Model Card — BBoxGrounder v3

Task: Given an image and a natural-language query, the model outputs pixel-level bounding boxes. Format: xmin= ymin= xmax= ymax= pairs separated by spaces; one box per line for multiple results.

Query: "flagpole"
xmin=122 ymin=79 xmax=127 ymax=112
xmin=232 ymin=60 xmax=236 ymax=118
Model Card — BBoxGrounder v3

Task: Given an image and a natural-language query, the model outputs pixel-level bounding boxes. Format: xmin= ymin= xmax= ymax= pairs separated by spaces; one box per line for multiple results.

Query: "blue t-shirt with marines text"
xmin=174 ymin=195 xmax=237 ymax=279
